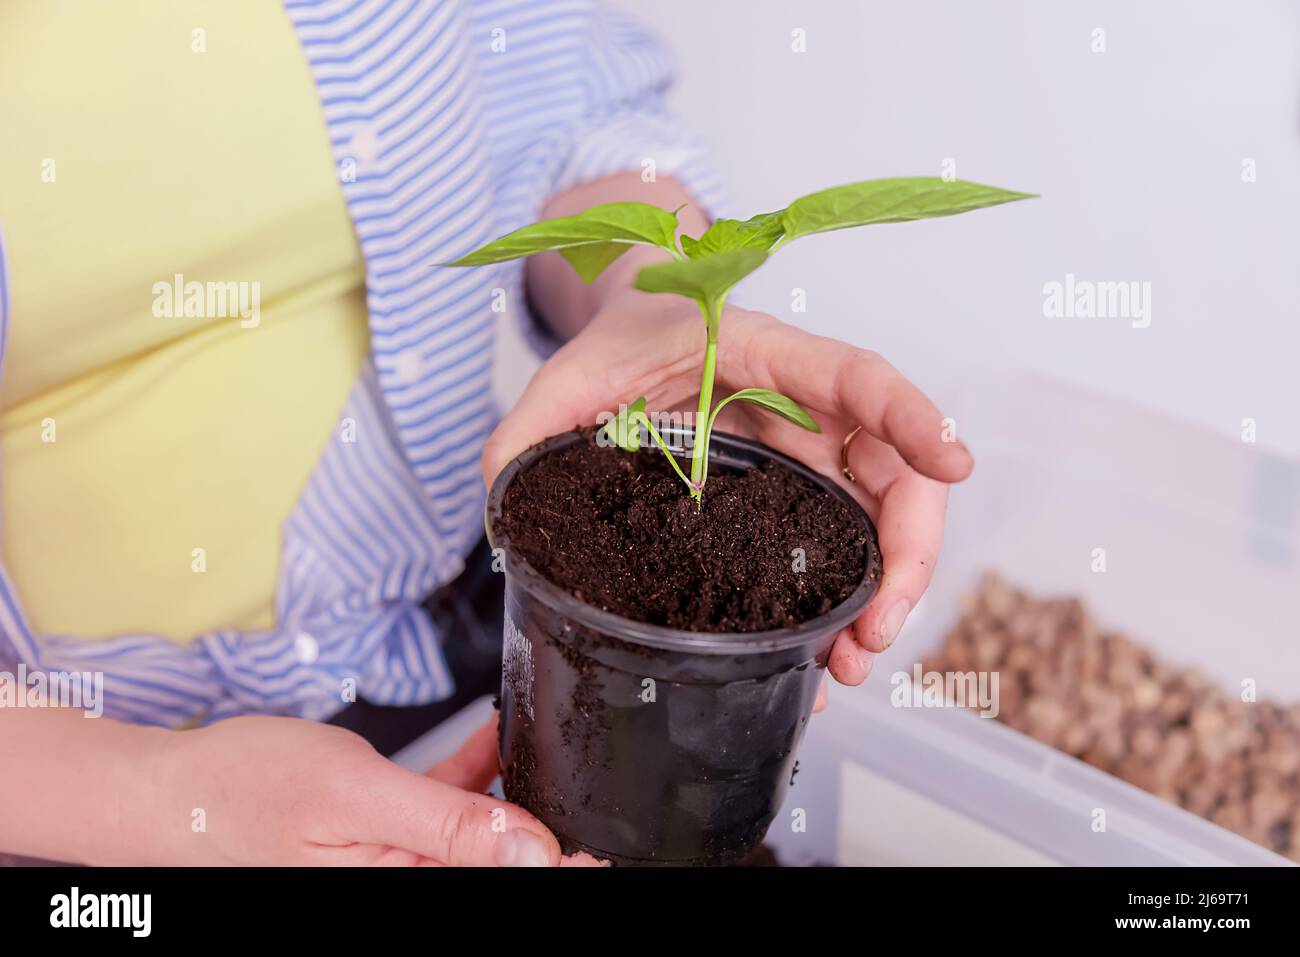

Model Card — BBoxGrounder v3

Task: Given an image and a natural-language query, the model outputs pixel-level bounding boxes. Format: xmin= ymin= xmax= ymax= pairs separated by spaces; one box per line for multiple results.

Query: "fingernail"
xmin=858 ymin=646 xmax=874 ymax=674
xmin=496 ymin=830 xmax=551 ymax=867
xmin=880 ymin=600 xmax=910 ymax=649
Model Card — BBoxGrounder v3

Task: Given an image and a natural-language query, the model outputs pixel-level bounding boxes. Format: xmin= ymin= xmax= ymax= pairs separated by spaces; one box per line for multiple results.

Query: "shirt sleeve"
xmin=467 ymin=0 xmax=730 ymax=356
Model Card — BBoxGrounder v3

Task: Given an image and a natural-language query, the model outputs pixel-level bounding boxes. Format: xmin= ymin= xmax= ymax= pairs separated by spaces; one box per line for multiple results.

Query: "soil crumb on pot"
xmin=498 ymin=430 xmax=871 ymax=633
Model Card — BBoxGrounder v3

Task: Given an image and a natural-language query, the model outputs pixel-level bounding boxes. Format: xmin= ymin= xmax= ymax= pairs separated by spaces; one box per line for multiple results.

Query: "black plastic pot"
xmin=486 ymin=427 xmax=882 ymax=865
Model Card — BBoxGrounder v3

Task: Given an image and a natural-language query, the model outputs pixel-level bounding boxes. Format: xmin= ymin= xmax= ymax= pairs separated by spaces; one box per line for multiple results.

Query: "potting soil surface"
xmin=498 ymin=431 xmax=872 ymax=633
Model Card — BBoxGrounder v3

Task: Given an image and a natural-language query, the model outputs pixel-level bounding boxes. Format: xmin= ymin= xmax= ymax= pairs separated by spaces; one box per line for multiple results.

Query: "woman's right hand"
xmin=132 ymin=713 xmax=594 ymax=866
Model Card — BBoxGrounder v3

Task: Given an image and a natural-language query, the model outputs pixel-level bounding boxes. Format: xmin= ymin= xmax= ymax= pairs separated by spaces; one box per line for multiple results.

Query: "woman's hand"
xmin=135 ymin=714 xmax=597 ymax=866
xmin=485 ymin=289 xmax=974 ymax=688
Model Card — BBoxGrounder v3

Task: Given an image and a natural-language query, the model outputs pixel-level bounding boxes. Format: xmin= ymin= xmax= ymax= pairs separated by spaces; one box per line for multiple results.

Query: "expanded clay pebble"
xmin=923 ymin=572 xmax=1300 ymax=862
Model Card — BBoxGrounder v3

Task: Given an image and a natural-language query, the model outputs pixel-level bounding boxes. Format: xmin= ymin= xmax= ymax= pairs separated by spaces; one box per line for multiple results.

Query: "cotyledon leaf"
xmin=599 ymin=396 xmax=646 ymax=452
xmin=708 ymin=387 xmax=820 ymax=434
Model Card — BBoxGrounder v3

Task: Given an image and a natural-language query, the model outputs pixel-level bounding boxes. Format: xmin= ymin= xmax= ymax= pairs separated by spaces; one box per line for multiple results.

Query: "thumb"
xmin=360 ymin=760 xmax=561 ymax=867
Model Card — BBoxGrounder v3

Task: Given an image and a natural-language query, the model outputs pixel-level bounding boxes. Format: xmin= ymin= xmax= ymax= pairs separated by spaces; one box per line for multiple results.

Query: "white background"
xmin=496 ymin=0 xmax=1300 ymax=456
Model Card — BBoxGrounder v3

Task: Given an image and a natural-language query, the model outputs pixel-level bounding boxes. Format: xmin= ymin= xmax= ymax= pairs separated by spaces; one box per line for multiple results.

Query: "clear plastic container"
xmin=397 ymin=375 xmax=1297 ymax=865
xmin=764 ymin=375 xmax=1297 ymax=866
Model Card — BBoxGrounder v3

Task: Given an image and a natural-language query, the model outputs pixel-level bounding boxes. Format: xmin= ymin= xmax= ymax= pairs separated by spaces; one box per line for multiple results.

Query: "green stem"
xmin=689 ymin=297 xmax=722 ymax=503
xmin=631 ymin=411 xmax=693 ymax=492
xmin=697 ymin=388 xmax=741 ymax=491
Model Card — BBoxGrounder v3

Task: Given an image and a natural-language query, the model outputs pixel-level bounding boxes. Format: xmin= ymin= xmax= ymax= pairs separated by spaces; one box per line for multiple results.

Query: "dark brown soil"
xmin=498 ymin=430 xmax=871 ymax=633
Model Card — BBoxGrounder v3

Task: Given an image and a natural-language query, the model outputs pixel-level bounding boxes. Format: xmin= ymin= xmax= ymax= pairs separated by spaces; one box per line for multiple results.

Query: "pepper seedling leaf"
xmin=681 ymin=211 xmax=785 ymax=258
xmin=634 ymin=248 xmax=769 ymax=303
xmin=694 ymin=387 xmax=820 ymax=490
xmin=709 ymin=388 xmax=820 ymax=433
xmin=443 ymin=202 xmax=682 ymax=279
xmin=601 ymin=396 xmax=646 ymax=452
xmin=559 ymin=242 xmax=633 ymax=284
xmin=781 ymin=177 xmax=1037 ymax=243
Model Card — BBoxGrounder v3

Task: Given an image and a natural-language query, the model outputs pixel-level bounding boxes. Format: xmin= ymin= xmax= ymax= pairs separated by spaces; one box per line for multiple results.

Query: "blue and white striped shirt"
xmin=0 ymin=0 xmax=724 ymax=727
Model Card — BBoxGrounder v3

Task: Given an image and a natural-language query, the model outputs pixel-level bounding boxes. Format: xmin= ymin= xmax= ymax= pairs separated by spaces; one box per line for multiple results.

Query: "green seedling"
xmin=447 ymin=177 xmax=1035 ymax=504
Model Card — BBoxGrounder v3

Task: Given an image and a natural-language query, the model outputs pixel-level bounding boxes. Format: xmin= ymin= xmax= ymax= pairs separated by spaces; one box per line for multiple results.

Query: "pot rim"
xmin=485 ymin=426 xmax=882 ymax=656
